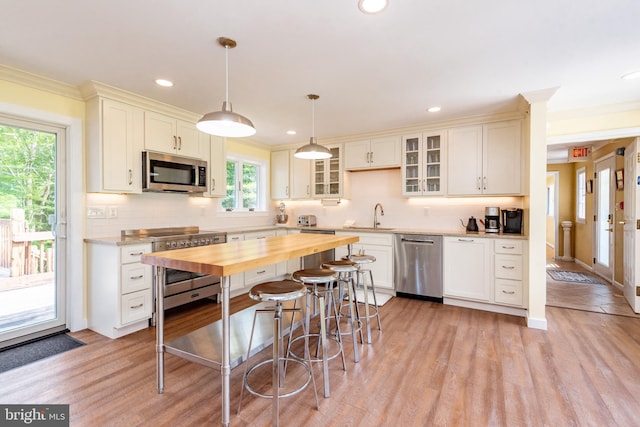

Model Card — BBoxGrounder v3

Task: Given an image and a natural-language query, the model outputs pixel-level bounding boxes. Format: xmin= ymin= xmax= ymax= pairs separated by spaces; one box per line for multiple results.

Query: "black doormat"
xmin=547 ymin=270 xmax=604 ymax=284
xmin=0 ymin=332 xmax=85 ymax=373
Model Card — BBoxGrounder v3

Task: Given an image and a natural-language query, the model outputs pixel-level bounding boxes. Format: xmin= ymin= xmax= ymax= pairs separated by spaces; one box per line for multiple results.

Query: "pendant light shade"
xmin=197 ymin=37 xmax=256 ymax=138
xmin=294 ymin=94 xmax=332 ymax=160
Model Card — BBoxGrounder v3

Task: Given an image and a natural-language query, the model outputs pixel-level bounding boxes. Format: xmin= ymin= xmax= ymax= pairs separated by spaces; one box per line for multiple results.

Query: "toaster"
xmin=297 ymin=215 xmax=317 ymax=227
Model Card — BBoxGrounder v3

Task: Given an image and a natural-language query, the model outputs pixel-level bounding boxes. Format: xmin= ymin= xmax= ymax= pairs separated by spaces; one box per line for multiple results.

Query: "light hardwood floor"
xmin=1 ymin=294 xmax=639 ymax=426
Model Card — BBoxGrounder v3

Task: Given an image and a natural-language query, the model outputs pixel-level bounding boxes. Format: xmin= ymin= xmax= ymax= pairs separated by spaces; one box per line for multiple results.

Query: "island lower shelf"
xmin=164 ymin=300 xmax=301 ymax=370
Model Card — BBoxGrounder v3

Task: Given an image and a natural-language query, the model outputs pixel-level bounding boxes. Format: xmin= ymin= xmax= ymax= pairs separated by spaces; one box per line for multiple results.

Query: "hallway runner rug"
xmin=547 ymin=270 xmax=604 ymax=284
xmin=0 ymin=332 xmax=85 ymax=373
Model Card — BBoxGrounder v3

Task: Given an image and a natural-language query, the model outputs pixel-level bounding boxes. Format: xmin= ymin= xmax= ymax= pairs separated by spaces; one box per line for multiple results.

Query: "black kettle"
xmin=460 ymin=216 xmax=479 ymax=232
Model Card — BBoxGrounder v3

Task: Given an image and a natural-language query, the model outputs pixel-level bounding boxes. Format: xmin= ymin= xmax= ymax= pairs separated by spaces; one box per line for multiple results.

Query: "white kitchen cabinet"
xmin=201 ymin=133 xmax=226 ymax=197
xmin=271 ymin=150 xmax=290 ymax=199
xmin=443 ymin=237 xmax=492 ymax=301
xmin=401 ymin=131 xmax=446 ymax=196
xmin=144 ymin=110 xmax=201 ymax=158
xmin=227 ymin=230 xmax=280 ymax=296
xmin=335 ymin=232 xmax=394 ymax=291
xmin=87 ymin=242 xmax=153 ymax=338
xmin=86 ymin=97 xmax=144 ymax=193
xmin=493 ymin=239 xmax=526 ymax=307
xmin=447 ymin=120 xmax=522 ymax=196
xmin=344 ymin=136 xmax=401 ymax=170
xmin=226 ymin=233 xmax=246 ymax=294
xmin=444 ymin=236 xmax=528 ymax=312
xmin=312 ymin=145 xmax=348 ymax=198
xmin=270 ymin=150 xmax=311 ymax=200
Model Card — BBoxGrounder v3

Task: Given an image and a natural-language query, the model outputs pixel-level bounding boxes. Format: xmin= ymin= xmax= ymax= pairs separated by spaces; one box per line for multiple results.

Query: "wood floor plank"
xmin=1 ymin=295 xmax=640 ymax=426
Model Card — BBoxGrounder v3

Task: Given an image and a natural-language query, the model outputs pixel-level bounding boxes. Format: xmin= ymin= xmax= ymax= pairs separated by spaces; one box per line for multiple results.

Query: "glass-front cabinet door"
xmin=401 ymin=131 xmax=446 ymax=196
xmin=312 ymin=145 xmax=343 ymax=198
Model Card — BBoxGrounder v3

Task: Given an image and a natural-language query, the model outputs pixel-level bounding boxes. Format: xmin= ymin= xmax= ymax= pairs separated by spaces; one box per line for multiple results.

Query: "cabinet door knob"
xmin=211 ymin=178 xmax=216 ymax=190
xmin=178 ymin=136 xmax=182 ymax=150
xmin=173 ymin=135 xmax=177 ymax=149
xmin=128 ymin=169 xmax=133 ymax=185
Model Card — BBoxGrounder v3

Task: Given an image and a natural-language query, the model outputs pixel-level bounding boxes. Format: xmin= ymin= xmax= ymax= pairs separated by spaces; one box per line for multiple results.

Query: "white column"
xmin=521 ymin=87 xmax=559 ymax=331
xmin=561 ymin=221 xmax=574 ymax=261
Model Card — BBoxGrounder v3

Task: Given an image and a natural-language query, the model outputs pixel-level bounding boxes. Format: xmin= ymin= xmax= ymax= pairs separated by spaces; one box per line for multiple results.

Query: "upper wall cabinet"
xmin=144 ymin=111 xmax=201 ymax=159
xmin=344 ymin=136 xmax=401 ymax=170
xmin=270 ymin=150 xmax=312 ymax=200
xmin=401 ymin=131 xmax=446 ymax=196
xmin=86 ymin=97 xmax=144 ymax=193
xmin=447 ymin=120 xmax=522 ymax=196
xmin=200 ymin=133 xmax=226 ymax=197
xmin=312 ymin=145 xmax=348 ymax=198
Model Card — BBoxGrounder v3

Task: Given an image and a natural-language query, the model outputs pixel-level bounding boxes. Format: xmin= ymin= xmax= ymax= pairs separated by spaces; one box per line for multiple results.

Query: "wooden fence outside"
xmin=0 ymin=219 xmax=54 ymax=277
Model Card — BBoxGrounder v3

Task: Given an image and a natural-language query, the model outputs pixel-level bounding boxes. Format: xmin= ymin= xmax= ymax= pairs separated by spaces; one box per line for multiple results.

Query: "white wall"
xmin=86 ymin=168 xmax=524 ymax=238
xmin=274 ymin=169 xmax=524 ymax=232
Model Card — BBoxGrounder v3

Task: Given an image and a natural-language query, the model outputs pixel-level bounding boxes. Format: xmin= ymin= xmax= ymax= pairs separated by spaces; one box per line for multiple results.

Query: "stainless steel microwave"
xmin=142 ymin=151 xmax=207 ymax=193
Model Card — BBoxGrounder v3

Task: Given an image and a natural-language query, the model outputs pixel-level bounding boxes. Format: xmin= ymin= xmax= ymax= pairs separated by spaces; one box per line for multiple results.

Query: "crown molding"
xmin=0 ymin=64 xmax=82 ymax=100
xmin=79 ymin=80 xmax=201 ymax=122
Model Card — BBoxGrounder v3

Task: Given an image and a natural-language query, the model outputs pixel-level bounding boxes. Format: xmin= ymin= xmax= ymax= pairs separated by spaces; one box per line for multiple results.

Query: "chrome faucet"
xmin=373 ymin=203 xmax=384 ymax=229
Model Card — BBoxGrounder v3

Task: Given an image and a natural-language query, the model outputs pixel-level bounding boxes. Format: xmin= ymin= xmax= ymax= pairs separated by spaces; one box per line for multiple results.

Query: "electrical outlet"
xmin=87 ymin=206 xmax=105 ymax=218
xmin=424 ymin=207 xmax=430 ymax=216
xmin=107 ymin=206 xmax=118 ymax=218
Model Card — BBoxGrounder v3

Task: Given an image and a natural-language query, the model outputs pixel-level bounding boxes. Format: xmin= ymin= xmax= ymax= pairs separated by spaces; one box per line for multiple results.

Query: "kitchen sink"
xmin=344 ymin=226 xmax=395 ymax=231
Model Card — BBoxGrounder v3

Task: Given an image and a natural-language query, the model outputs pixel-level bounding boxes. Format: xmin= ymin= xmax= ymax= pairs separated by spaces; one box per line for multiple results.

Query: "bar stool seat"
xmin=322 ymin=260 xmax=363 ymax=363
xmin=238 ymin=280 xmax=318 ymax=426
xmin=287 ymin=268 xmax=344 ymax=398
xmin=345 ymin=253 xmax=383 ymax=344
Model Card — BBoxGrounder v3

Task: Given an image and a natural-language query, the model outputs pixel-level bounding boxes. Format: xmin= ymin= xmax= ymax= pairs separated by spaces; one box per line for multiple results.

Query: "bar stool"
xmin=287 ymin=268 xmax=345 ymax=398
xmin=347 ymin=253 xmax=383 ymax=344
xmin=322 ymin=259 xmax=362 ymax=363
xmin=238 ymin=280 xmax=319 ymax=426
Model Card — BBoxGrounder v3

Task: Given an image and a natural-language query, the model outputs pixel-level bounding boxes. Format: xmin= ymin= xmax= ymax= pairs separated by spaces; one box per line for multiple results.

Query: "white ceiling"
xmin=1 ymin=0 xmax=639 ymax=149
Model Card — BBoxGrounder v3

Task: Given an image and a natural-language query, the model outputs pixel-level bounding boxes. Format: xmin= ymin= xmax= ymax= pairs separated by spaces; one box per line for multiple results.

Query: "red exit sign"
xmin=569 ymin=146 xmax=591 ymax=161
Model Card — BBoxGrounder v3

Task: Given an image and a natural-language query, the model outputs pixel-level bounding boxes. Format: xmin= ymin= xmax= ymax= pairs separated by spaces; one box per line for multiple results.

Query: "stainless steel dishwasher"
xmin=299 ymin=228 xmax=336 ymax=268
xmin=394 ymin=234 xmax=443 ymax=302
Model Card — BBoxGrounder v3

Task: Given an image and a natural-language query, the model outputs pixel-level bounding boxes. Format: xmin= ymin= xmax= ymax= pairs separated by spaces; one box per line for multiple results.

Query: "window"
xmin=576 ymin=167 xmax=586 ymax=223
xmin=221 ymin=154 xmax=266 ymax=212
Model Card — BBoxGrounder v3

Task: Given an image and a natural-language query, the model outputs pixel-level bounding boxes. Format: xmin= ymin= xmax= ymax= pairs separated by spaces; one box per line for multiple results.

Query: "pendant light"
xmin=294 ymin=94 xmax=332 ymax=159
xmin=196 ymin=37 xmax=256 ymax=138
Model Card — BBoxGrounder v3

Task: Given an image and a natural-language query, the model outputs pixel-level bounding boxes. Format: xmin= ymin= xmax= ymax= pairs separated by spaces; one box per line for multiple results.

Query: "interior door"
xmin=593 ymin=155 xmax=615 ymax=281
xmin=623 ymin=139 xmax=640 ymax=313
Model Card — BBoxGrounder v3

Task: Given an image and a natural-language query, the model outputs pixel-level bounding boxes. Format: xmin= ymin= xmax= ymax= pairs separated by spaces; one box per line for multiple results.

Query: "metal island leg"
xmin=155 ymin=266 xmax=166 ymax=393
xmin=221 ymin=275 xmax=231 ymax=426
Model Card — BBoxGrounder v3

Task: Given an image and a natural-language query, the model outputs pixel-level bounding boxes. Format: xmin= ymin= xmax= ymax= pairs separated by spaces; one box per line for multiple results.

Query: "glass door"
xmin=402 ymin=135 xmax=421 ymax=196
xmin=424 ymin=133 xmax=443 ymax=194
xmin=593 ymin=156 xmax=615 ymax=281
xmin=0 ymin=118 xmax=66 ymax=347
xmin=312 ymin=145 xmax=342 ymax=198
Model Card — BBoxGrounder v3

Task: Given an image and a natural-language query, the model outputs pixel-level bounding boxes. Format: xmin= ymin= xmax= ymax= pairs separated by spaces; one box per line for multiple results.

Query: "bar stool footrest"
xmin=244 ymin=357 xmax=312 ymax=400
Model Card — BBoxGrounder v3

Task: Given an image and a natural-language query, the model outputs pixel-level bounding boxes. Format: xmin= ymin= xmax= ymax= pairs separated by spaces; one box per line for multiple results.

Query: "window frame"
xmin=576 ymin=166 xmax=586 ymax=224
xmin=219 ymin=153 xmax=267 ymax=213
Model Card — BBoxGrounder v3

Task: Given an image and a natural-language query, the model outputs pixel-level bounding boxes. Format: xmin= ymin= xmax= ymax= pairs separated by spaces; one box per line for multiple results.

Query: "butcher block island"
xmin=141 ymin=233 xmax=359 ymax=427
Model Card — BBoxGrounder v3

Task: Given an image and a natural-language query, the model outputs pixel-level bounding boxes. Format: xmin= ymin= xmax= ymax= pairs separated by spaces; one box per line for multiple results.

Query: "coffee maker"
xmin=502 ymin=208 xmax=523 ymax=234
xmin=484 ymin=207 xmax=500 ymax=233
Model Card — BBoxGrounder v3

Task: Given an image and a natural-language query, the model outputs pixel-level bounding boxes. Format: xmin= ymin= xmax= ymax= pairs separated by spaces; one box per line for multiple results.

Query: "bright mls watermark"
xmin=0 ymin=405 xmax=69 ymax=426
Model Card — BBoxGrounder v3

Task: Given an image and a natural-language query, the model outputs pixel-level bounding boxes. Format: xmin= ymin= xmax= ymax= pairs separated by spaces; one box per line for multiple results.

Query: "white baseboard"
xmin=527 ymin=315 xmax=548 ymax=330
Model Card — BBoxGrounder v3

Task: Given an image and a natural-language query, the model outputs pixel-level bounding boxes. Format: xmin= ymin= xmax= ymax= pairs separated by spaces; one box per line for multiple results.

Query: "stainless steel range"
xmin=122 ymin=226 xmax=227 ymax=310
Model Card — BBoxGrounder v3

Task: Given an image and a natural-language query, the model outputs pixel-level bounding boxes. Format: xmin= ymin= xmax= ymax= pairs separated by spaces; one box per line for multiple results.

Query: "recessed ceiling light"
xmin=358 ymin=0 xmax=388 ymax=14
xmin=427 ymin=106 xmax=441 ymax=113
xmin=155 ymin=79 xmax=173 ymax=87
xmin=621 ymin=70 xmax=640 ymax=80
xmin=286 ymin=130 xmax=297 ymax=135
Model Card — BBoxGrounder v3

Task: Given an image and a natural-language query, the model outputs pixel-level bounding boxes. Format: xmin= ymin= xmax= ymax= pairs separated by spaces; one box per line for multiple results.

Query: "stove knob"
xmin=200 ymin=239 xmax=206 ymax=245
xmin=204 ymin=238 xmax=210 ymax=245
xmin=171 ymin=242 xmax=177 ymax=248
xmin=191 ymin=241 xmax=197 ymax=247
xmin=180 ymin=241 xmax=186 ymax=247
